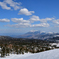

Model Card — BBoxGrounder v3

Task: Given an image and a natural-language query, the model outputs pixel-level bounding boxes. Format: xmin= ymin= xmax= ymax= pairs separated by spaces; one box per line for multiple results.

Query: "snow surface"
xmin=1 ymin=49 xmax=59 ymax=59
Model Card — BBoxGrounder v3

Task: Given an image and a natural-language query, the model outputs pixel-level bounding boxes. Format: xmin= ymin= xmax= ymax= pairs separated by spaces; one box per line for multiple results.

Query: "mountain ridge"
xmin=16 ymin=31 xmax=59 ymax=40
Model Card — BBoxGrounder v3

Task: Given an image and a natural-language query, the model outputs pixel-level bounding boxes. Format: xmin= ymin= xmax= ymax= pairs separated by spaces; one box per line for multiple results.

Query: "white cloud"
xmin=11 ymin=18 xmax=30 ymax=23
xmin=4 ymin=0 xmax=22 ymax=10
xmin=0 ymin=2 xmax=11 ymax=10
xmin=40 ymin=18 xmax=54 ymax=22
xmin=0 ymin=0 xmax=22 ymax=10
xmin=29 ymin=15 xmax=40 ymax=22
xmin=29 ymin=15 xmax=54 ymax=23
xmin=30 ymin=30 xmax=38 ymax=32
xmin=4 ymin=17 xmax=50 ymax=28
xmin=31 ymin=23 xmax=49 ymax=27
xmin=0 ymin=19 xmax=10 ymax=22
xmin=53 ymin=19 xmax=59 ymax=24
xmin=18 ymin=8 xmax=35 ymax=16
xmin=11 ymin=17 xmax=52 ymax=25
xmin=6 ymin=22 xmax=49 ymax=28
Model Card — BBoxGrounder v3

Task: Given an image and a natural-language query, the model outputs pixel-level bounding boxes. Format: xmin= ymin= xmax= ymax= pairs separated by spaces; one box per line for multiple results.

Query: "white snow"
xmin=30 ymin=30 xmax=38 ymax=32
xmin=54 ymin=35 xmax=59 ymax=37
xmin=0 ymin=49 xmax=59 ymax=59
xmin=50 ymin=43 xmax=59 ymax=47
xmin=48 ymin=32 xmax=53 ymax=34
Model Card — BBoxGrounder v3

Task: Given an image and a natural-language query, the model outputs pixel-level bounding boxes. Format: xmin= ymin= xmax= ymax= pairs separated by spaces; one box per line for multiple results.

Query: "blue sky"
xmin=0 ymin=0 xmax=59 ymax=36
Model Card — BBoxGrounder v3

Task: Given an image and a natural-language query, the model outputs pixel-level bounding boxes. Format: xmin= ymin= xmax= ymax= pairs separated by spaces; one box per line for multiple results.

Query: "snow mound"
xmin=1 ymin=49 xmax=59 ymax=59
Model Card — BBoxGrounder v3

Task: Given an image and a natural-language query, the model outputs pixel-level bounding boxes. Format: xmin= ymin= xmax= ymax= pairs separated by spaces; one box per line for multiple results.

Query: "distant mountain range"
xmin=16 ymin=31 xmax=59 ymax=40
xmin=0 ymin=31 xmax=59 ymax=43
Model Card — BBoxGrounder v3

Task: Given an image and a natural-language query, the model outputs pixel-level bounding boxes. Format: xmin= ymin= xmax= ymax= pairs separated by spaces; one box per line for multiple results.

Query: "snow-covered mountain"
xmin=1 ymin=49 xmax=59 ymax=59
xmin=17 ymin=31 xmax=59 ymax=40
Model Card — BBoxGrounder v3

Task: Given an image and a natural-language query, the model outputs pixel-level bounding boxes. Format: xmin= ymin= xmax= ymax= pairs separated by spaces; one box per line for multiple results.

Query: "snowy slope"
xmin=0 ymin=53 xmax=33 ymax=59
xmin=1 ymin=49 xmax=59 ymax=59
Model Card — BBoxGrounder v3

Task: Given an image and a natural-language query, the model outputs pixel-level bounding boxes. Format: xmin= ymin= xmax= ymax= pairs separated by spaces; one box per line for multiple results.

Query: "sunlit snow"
xmin=0 ymin=49 xmax=59 ymax=59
